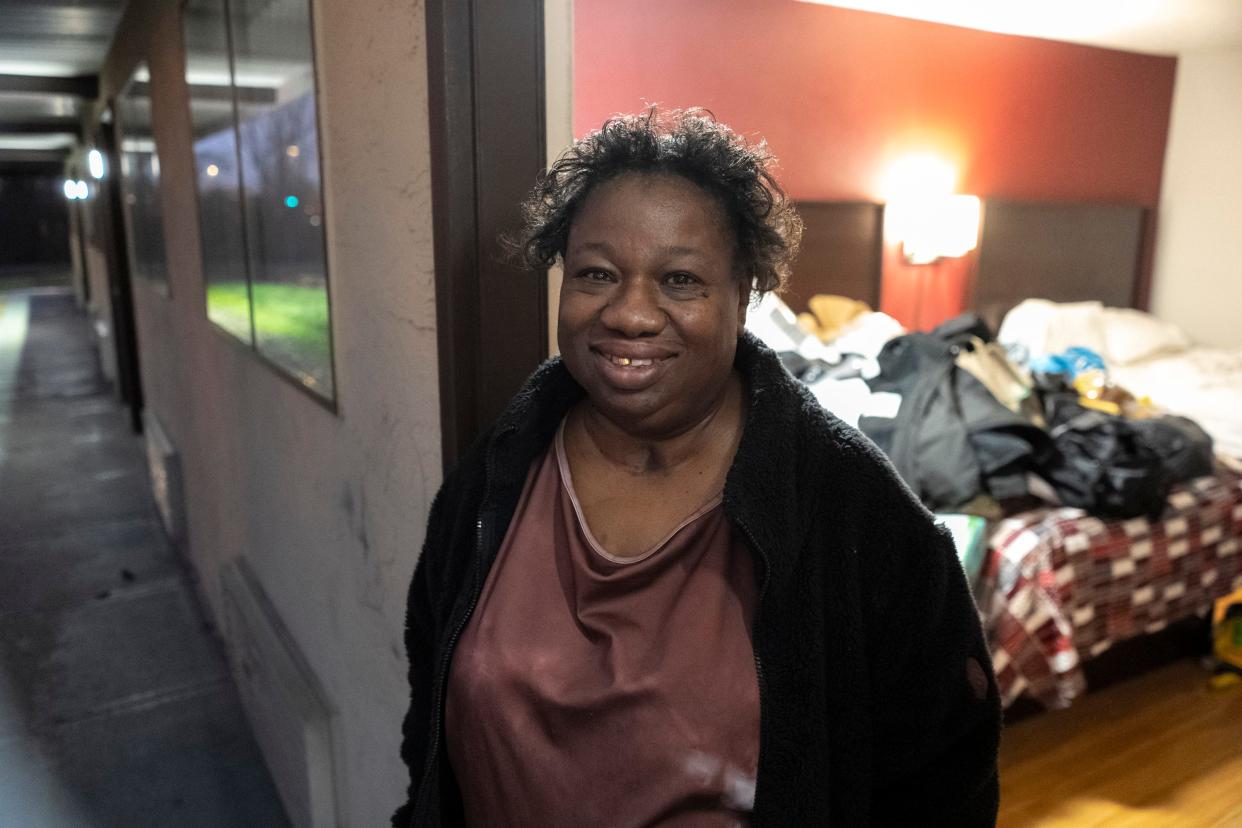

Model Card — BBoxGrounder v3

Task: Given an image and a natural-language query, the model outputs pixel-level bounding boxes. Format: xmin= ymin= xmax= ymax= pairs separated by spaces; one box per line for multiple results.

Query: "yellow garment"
xmin=1072 ymin=370 xmax=1159 ymax=419
xmin=801 ymin=294 xmax=871 ymax=343
xmin=1078 ymin=397 xmax=1122 ymax=416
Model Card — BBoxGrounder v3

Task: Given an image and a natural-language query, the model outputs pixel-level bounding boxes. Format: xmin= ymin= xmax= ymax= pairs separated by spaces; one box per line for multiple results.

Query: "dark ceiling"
xmin=0 ymin=0 xmax=128 ymax=175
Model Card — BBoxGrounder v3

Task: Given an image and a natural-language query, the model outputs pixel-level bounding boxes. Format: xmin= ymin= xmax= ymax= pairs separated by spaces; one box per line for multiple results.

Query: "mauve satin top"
xmin=445 ymin=421 xmax=760 ymax=827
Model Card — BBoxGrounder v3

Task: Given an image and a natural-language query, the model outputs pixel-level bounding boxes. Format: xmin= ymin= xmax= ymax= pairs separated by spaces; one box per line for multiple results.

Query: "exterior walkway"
xmin=0 ymin=288 xmax=288 ymax=827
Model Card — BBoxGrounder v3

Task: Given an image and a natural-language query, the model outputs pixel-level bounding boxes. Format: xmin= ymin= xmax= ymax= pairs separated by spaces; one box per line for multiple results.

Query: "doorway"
xmin=424 ymin=0 xmax=574 ymax=469
xmin=89 ymin=114 xmax=146 ymax=434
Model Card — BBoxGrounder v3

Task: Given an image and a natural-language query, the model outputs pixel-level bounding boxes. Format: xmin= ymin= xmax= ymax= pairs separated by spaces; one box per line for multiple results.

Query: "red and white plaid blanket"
xmin=981 ymin=466 xmax=1242 ymax=709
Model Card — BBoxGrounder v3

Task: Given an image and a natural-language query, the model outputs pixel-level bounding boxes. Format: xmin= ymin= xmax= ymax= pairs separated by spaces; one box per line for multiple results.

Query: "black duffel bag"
xmin=1042 ymin=409 xmax=1171 ymax=520
xmin=1130 ymin=415 xmax=1215 ymax=485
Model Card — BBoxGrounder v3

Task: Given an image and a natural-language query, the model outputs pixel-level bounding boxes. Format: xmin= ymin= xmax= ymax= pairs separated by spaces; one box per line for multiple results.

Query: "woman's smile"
xmin=592 ymin=345 xmax=678 ymax=390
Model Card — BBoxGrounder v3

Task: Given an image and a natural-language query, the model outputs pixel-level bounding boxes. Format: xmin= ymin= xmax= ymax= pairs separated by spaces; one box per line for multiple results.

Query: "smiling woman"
xmin=394 ymin=110 xmax=1001 ymax=827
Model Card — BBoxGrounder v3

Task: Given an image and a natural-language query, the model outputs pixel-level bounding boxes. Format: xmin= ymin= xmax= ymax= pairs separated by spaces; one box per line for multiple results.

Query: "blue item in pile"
xmin=1028 ymin=347 xmax=1107 ymax=378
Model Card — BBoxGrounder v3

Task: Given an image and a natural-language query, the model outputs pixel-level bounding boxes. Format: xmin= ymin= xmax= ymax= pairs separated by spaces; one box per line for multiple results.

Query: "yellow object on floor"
xmin=1211 ymin=586 xmax=1242 ymax=688
xmin=1208 ymin=672 xmax=1240 ymax=691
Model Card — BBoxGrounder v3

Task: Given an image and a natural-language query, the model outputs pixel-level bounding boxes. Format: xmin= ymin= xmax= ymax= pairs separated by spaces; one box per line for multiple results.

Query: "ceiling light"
xmin=88 ymin=148 xmax=106 ymax=179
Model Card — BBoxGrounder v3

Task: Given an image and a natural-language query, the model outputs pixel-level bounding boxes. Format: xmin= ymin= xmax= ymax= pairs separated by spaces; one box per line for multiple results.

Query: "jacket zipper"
xmin=733 ymin=514 xmax=771 ymax=820
xmin=412 ymin=431 xmax=506 ymax=825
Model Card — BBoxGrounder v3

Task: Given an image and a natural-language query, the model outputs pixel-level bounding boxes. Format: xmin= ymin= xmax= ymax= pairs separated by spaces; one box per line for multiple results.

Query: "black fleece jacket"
xmin=394 ymin=333 xmax=1000 ymax=827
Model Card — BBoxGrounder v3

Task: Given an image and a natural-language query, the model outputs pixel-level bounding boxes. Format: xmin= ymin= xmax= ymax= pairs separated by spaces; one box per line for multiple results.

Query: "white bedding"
xmin=999 ymin=299 xmax=1242 ymax=460
xmin=1111 ymin=347 xmax=1242 ymax=460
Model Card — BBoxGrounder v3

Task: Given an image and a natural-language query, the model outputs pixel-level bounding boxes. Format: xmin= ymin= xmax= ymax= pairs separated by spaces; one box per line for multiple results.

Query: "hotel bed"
xmin=989 ymin=297 xmax=1242 ymax=708
xmin=984 ymin=464 xmax=1242 ymax=708
xmin=782 ymin=198 xmax=1242 ymax=710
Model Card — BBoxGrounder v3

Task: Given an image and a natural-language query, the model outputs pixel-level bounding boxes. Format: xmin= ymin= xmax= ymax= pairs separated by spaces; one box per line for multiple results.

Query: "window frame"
xmin=114 ymin=65 xmax=173 ymax=297
xmin=182 ymin=0 xmax=339 ymax=411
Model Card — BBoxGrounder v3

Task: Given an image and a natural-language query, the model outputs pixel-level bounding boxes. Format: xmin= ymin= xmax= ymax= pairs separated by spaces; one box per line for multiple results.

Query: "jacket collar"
xmin=488 ymin=332 xmax=819 ymax=585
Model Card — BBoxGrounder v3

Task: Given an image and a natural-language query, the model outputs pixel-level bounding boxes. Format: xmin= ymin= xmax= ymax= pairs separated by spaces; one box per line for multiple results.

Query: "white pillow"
xmin=998 ymin=299 xmax=1108 ymax=357
xmin=1099 ymin=308 xmax=1191 ymax=365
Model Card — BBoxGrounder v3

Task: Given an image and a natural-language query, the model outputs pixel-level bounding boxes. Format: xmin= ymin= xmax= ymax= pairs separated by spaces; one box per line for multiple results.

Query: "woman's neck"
xmin=571 ymin=373 xmax=746 ymax=477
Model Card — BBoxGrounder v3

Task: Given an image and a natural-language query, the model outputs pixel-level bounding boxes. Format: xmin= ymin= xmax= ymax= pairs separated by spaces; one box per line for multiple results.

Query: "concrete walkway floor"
xmin=0 ymin=288 xmax=288 ymax=827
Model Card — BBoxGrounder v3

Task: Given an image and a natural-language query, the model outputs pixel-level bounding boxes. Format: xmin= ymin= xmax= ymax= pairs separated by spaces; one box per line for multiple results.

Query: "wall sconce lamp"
xmin=887 ymin=194 xmax=981 ymax=265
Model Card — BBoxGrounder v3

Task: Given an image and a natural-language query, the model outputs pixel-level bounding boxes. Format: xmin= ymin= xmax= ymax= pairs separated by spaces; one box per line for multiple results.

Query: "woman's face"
xmin=558 ymin=172 xmax=749 ymax=438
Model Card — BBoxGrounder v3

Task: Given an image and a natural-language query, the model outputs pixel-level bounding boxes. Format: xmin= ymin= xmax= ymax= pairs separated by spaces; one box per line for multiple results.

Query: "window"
xmin=184 ymin=0 xmax=335 ymax=400
xmin=115 ymin=64 xmax=170 ymax=290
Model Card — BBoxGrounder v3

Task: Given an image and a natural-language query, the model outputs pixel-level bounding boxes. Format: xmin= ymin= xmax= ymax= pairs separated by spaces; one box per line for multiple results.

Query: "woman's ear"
xmin=735 ymin=278 xmax=751 ymax=336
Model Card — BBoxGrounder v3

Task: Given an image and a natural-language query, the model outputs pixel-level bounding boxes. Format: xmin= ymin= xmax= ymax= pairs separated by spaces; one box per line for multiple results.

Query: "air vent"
xmin=220 ymin=558 xmax=342 ymax=826
xmin=142 ymin=410 xmax=185 ymax=542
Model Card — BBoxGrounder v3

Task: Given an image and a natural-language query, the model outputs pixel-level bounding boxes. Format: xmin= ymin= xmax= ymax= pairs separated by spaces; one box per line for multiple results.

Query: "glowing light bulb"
xmin=888 ymin=195 xmax=980 ymax=264
xmin=87 ymin=148 xmax=106 ymax=179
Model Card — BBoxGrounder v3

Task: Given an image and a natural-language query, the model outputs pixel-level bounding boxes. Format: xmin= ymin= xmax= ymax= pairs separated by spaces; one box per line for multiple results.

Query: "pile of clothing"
xmin=747 ymin=294 xmax=1217 ymax=520
xmin=857 ymin=313 xmax=1215 ymax=519
xmin=745 ymin=292 xmax=905 ymax=428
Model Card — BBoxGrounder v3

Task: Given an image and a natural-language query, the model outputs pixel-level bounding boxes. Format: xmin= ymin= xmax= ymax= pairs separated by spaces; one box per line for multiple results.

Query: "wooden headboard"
xmin=786 ymin=201 xmax=884 ymax=313
xmin=787 ymin=198 xmax=1146 ymax=332
xmin=973 ymin=200 xmax=1146 ymax=330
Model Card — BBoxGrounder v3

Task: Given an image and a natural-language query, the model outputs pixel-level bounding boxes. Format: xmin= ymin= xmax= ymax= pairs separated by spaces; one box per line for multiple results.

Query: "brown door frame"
xmin=72 ymin=198 xmax=92 ymax=305
xmin=425 ymin=0 xmax=549 ymax=471
xmin=95 ymin=118 xmax=146 ymax=434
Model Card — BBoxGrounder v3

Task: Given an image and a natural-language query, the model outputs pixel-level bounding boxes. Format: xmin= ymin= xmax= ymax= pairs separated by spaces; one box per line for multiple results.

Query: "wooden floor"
xmin=999 ymin=659 xmax=1242 ymax=827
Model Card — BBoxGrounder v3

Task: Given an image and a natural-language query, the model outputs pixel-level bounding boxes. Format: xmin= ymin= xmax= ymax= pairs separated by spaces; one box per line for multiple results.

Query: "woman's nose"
xmin=600 ymin=278 xmax=663 ymax=337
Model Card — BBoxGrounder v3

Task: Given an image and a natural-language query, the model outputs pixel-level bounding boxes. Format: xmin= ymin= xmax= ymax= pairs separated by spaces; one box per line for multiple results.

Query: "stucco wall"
xmin=96 ymin=1 xmax=441 ymax=824
xmin=1151 ymin=48 xmax=1242 ymax=348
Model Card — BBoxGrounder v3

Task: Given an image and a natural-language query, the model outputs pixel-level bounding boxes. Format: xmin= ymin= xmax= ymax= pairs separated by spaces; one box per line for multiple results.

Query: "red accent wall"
xmin=573 ymin=0 xmax=1177 ymax=328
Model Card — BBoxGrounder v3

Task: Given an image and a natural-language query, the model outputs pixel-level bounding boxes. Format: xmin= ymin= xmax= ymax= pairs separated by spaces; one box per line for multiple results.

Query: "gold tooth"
xmin=620 ymin=357 xmax=631 ymax=366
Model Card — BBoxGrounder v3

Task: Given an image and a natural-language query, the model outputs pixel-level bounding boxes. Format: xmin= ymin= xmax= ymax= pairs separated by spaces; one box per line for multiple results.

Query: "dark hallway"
xmin=0 ymin=287 xmax=287 ymax=826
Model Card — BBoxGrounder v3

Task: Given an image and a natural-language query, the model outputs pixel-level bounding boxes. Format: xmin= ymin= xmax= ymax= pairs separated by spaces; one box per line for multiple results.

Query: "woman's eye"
xmin=665 ymin=272 xmax=699 ymax=288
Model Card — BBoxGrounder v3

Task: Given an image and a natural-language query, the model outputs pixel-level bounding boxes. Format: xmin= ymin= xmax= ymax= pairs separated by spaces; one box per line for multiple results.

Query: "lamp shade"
xmin=888 ymin=194 xmax=980 ymax=264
